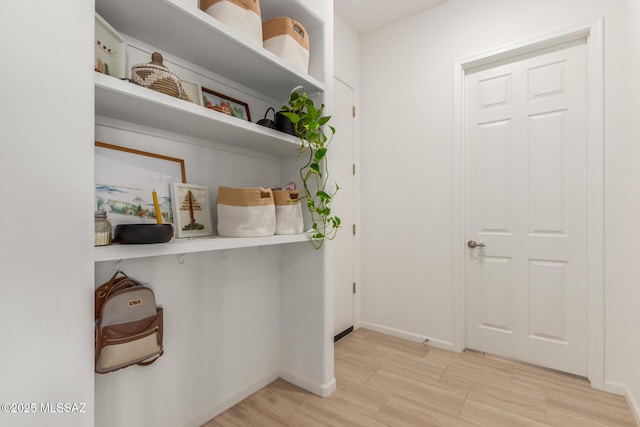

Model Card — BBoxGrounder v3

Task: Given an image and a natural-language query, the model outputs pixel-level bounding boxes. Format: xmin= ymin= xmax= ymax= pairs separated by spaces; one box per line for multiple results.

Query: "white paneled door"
xmin=464 ymin=40 xmax=588 ymax=376
xmin=333 ymin=77 xmax=356 ymax=338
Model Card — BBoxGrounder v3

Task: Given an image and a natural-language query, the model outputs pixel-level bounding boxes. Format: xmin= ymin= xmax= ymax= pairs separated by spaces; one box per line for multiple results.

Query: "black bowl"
xmin=113 ymin=224 xmax=174 ymax=244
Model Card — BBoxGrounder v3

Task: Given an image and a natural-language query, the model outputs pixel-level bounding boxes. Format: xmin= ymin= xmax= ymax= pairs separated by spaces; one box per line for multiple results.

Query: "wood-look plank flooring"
xmin=203 ymin=328 xmax=637 ymax=426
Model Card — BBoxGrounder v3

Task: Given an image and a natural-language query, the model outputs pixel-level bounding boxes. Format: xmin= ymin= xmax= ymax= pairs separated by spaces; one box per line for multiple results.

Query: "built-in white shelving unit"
xmin=94 ymin=0 xmax=329 ymax=262
xmin=93 ymin=1 xmax=333 ymax=424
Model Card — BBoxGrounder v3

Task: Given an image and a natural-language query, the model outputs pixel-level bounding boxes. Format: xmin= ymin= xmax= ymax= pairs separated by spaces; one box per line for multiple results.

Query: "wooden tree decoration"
xmin=180 ymin=190 xmax=202 ymax=229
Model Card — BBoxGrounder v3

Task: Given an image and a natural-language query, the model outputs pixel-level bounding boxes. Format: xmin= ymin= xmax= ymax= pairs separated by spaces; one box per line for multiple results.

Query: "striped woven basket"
xmin=262 ymin=17 xmax=309 ymax=73
xmin=199 ymin=0 xmax=262 ymax=45
xmin=131 ymin=52 xmax=184 ymax=99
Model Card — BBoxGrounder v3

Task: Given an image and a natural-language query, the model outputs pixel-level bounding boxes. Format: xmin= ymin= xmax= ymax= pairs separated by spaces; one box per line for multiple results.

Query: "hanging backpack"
xmin=94 ymin=271 xmax=164 ymax=374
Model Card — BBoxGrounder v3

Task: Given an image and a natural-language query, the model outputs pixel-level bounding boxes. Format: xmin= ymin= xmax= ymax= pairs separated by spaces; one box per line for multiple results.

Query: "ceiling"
xmin=334 ymin=0 xmax=449 ymax=35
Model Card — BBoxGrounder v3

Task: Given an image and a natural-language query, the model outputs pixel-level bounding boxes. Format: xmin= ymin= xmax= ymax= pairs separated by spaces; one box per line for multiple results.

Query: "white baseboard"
xmin=628 ymin=388 xmax=640 ymax=426
xmin=604 ymin=380 xmax=640 ymax=426
xmin=603 ymin=380 xmax=626 ymax=396
xmin=279 ymin=371 xmax=336 ymax=397
xmin=180 ymin=371 xmax=280 ymax=427
xmin=358 ymin=322 xmax=456 ymax=352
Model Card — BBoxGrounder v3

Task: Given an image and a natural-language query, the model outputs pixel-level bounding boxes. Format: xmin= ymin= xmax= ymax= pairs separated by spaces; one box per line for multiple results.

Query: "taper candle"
xmin=152 ymin=190 xmax=163 ymax=224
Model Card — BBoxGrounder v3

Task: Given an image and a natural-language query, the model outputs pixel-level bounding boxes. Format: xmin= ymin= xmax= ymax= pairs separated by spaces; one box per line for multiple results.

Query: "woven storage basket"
xmin=200 ymin=0 xmax=262 ymax=45
xmin=131 ymin=52 xmax=183 ymax=99
xmin=217 ymin=186 xmax=275 ymax=237
xmin=263 ymin=17 xmax=309 ymax=74
xmin=273 ymin=189 xmax=303 ymax=235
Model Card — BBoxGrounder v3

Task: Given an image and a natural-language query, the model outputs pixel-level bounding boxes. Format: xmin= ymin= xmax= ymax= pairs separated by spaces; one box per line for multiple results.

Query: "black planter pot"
xmin=275 ymin=111 xmax=296 ymax=136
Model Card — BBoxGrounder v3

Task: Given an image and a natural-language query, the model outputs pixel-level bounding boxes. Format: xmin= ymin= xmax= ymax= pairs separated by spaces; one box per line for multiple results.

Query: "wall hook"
xmin=113 ymin=259 xmax=123 ymax=272
xmin=177 ymin=254 xmax=186 ymax=264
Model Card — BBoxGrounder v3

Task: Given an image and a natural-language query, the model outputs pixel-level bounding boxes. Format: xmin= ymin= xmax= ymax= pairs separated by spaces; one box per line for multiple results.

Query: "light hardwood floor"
xmin=204 ymin=328 xmax=637 ymax=426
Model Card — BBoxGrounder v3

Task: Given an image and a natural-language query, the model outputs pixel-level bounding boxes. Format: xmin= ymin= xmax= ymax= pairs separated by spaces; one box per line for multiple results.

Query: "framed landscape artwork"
xmin=95 ymin=142 xmax=186 ymax=228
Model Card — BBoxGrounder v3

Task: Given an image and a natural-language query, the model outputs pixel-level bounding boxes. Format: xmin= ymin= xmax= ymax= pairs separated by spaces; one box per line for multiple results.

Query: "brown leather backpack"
xmin=94 ymin=271 xmax=164 ymax=374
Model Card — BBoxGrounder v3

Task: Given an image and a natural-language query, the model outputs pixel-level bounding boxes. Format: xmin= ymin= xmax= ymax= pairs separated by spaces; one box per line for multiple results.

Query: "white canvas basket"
xmin=200 ymin=0 xmax=262 ymax=45
xmin=273 ymin=189 xmax=303 ymax=235
xmin=217 ymin=186 xmax=276 ymax=237
xmin=263 ymin=17 xmax=310 ymax=73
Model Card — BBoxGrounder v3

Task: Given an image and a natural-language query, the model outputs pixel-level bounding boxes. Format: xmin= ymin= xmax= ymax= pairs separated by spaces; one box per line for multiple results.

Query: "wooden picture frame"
xmin=170 ymin=183 xmax=213 ymax=238
xmin=202 ymin=87 xmax=251 ymax=121
xmin=95 ymin=13 xmax=126 ymax=79
xmin=95 ymin=142 xmax=186 ymax=227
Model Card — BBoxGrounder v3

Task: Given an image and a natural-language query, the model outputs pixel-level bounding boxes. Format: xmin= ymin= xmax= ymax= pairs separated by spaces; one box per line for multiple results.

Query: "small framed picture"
xmin=202 ymin=87 xmax=251 ymax=121
xmin=181 ymin=80 xmax=203 ymax=106
xmin=170 ymin=183 xmax=213 ymax=238
xmin=95 ymin=13 xmax=126 ymax=79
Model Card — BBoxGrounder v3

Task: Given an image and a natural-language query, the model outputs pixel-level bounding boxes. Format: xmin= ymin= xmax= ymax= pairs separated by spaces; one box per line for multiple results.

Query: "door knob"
xmin=467 ymin=240 xmax=485 ymax=249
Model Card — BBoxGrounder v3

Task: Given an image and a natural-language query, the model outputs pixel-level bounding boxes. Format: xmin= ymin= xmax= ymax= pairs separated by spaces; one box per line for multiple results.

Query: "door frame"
xmin=332 ymin=76 xmax=359 ymax=339
xmin=452 ymin=19 xmax=604 ymax=389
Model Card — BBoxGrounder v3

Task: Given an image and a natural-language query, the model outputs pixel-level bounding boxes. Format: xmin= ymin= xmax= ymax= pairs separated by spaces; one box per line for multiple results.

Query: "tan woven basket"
xmin=131 ymin=52 xmax=183 ymax=99
xmin=262 ymin=17 xmax=309 ymax=51
xmin=217 ymin=186 xmax=274 ymax=207
xmin=262 ymin=17 xmax=309 ymax=73
xmin=273 ymin=189 xmax=300 ymax=206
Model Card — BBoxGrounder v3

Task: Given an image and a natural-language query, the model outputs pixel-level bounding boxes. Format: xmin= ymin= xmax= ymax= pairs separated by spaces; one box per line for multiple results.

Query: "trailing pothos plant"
xmin=279 ymin=91 xmax=340 ymax=249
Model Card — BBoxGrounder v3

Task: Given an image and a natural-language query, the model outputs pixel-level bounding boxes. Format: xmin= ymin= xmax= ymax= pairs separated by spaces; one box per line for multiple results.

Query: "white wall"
xmin=359 ymin=0 xmax=640 ymax=403
xmin=615 ymin=0 xmax=640 ymax=418
xmin=334 ymin=14 xmax=361 ymax=88
xmin=0 ymin=1 xmax=95 ymax=426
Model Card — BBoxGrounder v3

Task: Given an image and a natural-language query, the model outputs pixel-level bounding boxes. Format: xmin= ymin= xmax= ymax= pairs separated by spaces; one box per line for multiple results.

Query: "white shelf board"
xmin=95 ymin=73 xmax=303 ymax=155
xmin=95 ymin=0 xmax=324 ymax=99
xmin=94 ymin=233 xmax=310 ymax=262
